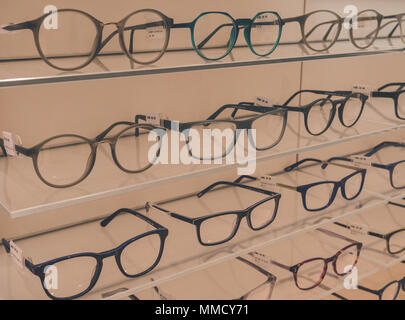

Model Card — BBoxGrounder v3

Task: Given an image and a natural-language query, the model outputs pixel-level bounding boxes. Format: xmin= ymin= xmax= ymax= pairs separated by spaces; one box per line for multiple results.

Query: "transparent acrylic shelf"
xmin=1 ymin=165 xmax=403 ymax=300
xmin=0 ymin=39 xmax=404 ymax=88
xmin=1 ymin=99 xmax=405 ymax=218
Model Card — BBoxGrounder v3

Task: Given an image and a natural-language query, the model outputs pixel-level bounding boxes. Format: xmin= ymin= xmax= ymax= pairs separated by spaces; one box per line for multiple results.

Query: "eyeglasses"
xmin=275 ymin=90 xmax=368 ymax=136
xmin=0 ymin=122 xmax=165 ymax=188
xmin=145 ymin=176 xmax=281 ymax=246
xmin=177 ymin=11 xmax=284 ymax=61
xmin=135 ymin=102 xmax=288 ymax=160
xmin=372 ymin=83 xmax=405 ymax=120
xmin=334 ymin=215 xmax=405 ymax=255
xmin=2 ymin=208 xmax=168 ymax=300
xmin=328 ymin=141 xmax=405 ymax=189
xmin=278 ymin=158 xmax=366 ymax=212
xmin=358 ymin=277 xmax=405 ymax=300
xmin=3 ymin=8 xmax=173 ymax=71
xmin=250 ymin=228 xmax=362 ymax=290
xmin=283 ymin=10 xmax=405 ymax=52
xmin=3 ymin=9 xmax=283 ymax=70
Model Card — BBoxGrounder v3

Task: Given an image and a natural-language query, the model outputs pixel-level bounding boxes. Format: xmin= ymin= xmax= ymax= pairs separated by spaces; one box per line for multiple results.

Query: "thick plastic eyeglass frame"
xmin=334 ymin=205 xmax=405 ymax=255
xmin=280 ymin=158 xmax=366 ymax=212
xmin=0 ymin=122 xmax=164 ymax=188
xmin=3 ymin=8 xmax=173 ymax=71
xmin=273 ymin=90 xmax=368 ymax=136
xmin=135 ymin=102 xmax=288 ymax=160
xmin=325 ymin=141 xmax=405 ymax=190
xmin=372 ymin=82 xmax=405 ymax=120
xmin=251 ymin=228 xmax=363 ymax=290
xmin=282 ymin=9 xmax=405 ymax=52
xmin=171 ymin=11 xmax=284 ymax=61
xmin=146 ymin=176 xmax=281 ymax=246
xmin=357 ymin=277 xmax=405 ymax=300
xmin=1 ymin=208 xmax=168 ymax=300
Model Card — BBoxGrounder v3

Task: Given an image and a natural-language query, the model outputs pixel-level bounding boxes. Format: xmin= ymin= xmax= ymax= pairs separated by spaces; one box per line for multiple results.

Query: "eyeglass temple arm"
xmin=322 ymin=156 xmax=385 ymax=172
xmin=388 ymin=199 xmax=405 ymax=208
xmin=364 ymin=141 xmax=405 ymax=157
xmin=357 ymin=285 xmax=380 ymax=296
xmin=100 ymin=208 xmax=166 ymax=230
xmin=95 ymin=121 xmax=136 ymax=141
xmin=145 ymin=202 xmax=195 ymax=225
xmin=333 ymin=221 xmax=385 ymax=240
xmin=249 ymin=251 xmax=293 ymax=272
xmin=207 ymin=103 xmax=276 ymax=121
xmin=304 ymin=18 xmax=343 ymax=41
xmin=1 ymin=238 xmax=37 ymax=275
xmin=197 ymin=23 xmax=235 ymax=50
xmin=0 ymin=138 xmax=32 ymax=157
xmin=317 ymin=227 xmax=360 ymax=244
xmin=197 ymin=179 xmax=279 ymax=198
xmin=2 ymin=20 xmax=36 ymax=31
xmin=236 ymin=256 xmax=277 ymax=279
xmin=284 ymin=158 xmax=323 ymax=172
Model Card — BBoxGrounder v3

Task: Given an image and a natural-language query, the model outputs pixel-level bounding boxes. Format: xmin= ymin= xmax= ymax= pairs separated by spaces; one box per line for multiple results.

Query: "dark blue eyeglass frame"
xmin=358 ymin=277 xmax=405 ymax=300
xmin=1 ymin=208 xmax=168 ymax=300
xmin=146 ymin=176 xmax=281 ymax=246
xmin=281 ymin=158 xmax=366 ymax=212
xmin=326 ymin=141 xmax=405 ymax=190
xmin=135 ymin=102 xmax=288 ymax=159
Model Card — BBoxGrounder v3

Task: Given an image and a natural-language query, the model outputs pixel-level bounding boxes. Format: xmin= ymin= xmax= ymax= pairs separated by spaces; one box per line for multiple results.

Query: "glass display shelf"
xmin=0 ymin=39 xmax=404 ymax=88
xmin=0 ymin=165 xmax=403 ymax=300
xmin=1 ymin=100 xmax=405 ymax=218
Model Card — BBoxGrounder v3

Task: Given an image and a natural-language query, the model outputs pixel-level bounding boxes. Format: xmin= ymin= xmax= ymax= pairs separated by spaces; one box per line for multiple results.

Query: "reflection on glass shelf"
xmin=0 ymin=39 xmax=404 ymax=87
xmin=0 ymin=166 xmax=402 ymax=300
xmin=1 ymin=108 xmax=404 ymax=218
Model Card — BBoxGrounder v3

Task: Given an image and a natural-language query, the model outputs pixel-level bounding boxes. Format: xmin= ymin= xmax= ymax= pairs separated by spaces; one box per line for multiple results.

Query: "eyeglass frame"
xmin=135 ymin=102 xmax=288 ymax=159
xmin=1 ymin=208 xmax=169 ymax=300
xmin=145 ymin=176 xmax=281 ymax=246
xmin=3 ymin=8 xmax=174 ymax=71
xmin=334 ymin=217 xmax=405 ymax=255
xmin=326 ymin=141 xmax=405 ymax=190
xmin=250 ymin=228 xmax=363 ymax=290
xmin=0 ymin=121 xmax=164 ymax=188
xmin=279 ymin=158 xmax=367 ymax=212
xmin=357 ymin=277 xmax=405 ymax=300
xmin=274 ymin=89 xmax=368 ymax=136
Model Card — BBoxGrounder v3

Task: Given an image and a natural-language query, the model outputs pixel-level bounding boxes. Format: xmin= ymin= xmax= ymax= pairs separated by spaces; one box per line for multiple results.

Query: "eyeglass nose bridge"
xmin=94 ymin=139 xmax=114 ymax=147
xmin=101 ymin=22 xmax=120 ymax=27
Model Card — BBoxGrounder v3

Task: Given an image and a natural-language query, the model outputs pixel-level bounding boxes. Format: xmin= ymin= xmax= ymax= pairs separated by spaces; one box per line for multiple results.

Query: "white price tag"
xmin=259 ymin=175 xmax=279 ymax=192
xmin=250 ymin=252 xmax=272 ymax=268
xmin=3 ymin=131 xmax=18 ymax=156
xmin=352 ymin=84 xmax=375 ymax=97
xmin=9 ymin=241 xmax=24 ymax=269
xmin=254 ymin=96 xmax=274 ymax=108
xmin=146 ymin=112 xmax=161 ymax=126
xmin=145 ymin=16 xmax=165 ymax=40
xmin=348 ymin=223 xmax=369 ymax=236
xmin=350 ymin=155 xmax=371 ymax=168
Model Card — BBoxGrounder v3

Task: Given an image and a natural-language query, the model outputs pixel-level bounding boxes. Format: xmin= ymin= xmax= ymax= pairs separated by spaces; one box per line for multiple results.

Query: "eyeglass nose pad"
xmin=229 ymin=26 xmax=238 ymax=48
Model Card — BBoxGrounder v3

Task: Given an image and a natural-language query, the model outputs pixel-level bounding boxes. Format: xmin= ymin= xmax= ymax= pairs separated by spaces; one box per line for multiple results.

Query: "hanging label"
xmin=146 ymin=112 xmax=161 ymax=126
xmin=145 ymin=16 xmax=165 ymax=40
xmin=250 ymin=251 xmax=272 ymax=268
xmin=254 ymin=96 xmax=274 ymax=108
xmin=352 ymin=84 xmax=375 ymax=97
xmin=348 ymin=223 xmax=369 ymax=236
xmin=259 ymin=175 xmax=279 ymax=193
xmin=9 ymin=241 xmax=24 ymax=269
xmin=3 ymin=131 xmax=18 ymax=156
xmin=350 ymin=155 xmax=371 ymax=168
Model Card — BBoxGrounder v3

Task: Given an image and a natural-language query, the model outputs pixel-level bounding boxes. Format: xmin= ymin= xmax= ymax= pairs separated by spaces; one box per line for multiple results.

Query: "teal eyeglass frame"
xmin=172 ymin=11 xmax=284 ymax=61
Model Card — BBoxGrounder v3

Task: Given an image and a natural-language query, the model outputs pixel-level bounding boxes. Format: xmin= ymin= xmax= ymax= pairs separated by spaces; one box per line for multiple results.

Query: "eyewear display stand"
xmin=0 ymin=0 xmax=404 ymax=300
